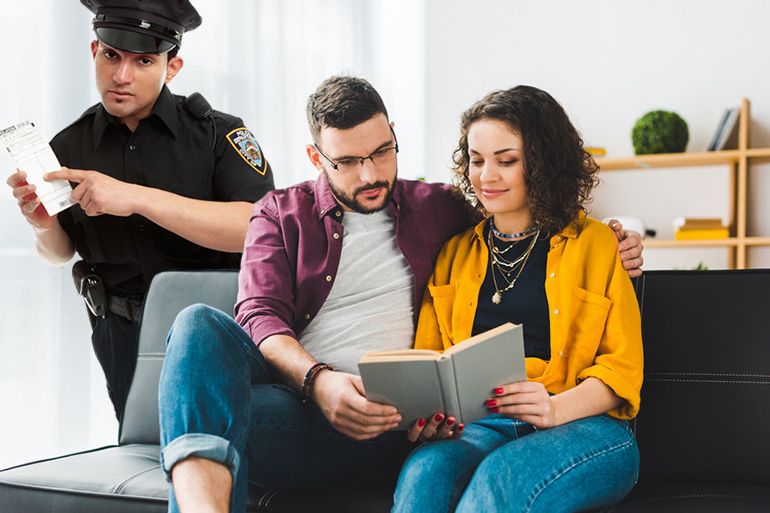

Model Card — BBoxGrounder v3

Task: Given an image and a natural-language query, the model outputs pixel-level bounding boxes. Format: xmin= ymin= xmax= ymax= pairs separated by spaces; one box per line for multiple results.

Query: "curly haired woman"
xmin=392 ymin=86 xmax=643 ymax=513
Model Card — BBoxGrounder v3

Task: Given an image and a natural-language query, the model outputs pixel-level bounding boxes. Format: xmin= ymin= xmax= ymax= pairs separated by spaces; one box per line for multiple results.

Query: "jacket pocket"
xmin=427 ymin=283 xmax=457 ymax=343
xmin=561 ymin=286 xmax=611 ymax=364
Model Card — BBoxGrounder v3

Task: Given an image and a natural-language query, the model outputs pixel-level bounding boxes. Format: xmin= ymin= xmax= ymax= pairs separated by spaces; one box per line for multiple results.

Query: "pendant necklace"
xmin=488 ymin=221 xmax=540 ymax=305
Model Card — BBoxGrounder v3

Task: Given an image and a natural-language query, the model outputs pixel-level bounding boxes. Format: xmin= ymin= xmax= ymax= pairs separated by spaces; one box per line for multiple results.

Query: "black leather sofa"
xmin=1 ymin=269 xmax=769 ymax=512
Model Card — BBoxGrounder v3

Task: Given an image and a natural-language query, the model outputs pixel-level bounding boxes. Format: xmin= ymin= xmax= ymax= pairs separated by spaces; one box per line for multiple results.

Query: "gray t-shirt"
xmin=299 ymin=209 xmax=415 ymax=374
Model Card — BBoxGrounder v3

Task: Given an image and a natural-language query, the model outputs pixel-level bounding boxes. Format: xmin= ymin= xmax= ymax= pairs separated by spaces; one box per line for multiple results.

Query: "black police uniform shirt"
xmin=52 ymin=85 xmax=275 ymax=294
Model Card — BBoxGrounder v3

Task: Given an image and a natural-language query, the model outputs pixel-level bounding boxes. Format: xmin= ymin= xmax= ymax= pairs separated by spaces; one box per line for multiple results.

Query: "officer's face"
xmin=307 ymin=113 xmax=398 ymax=214
xmin=91 ymin=42 xmax=183 ymax=131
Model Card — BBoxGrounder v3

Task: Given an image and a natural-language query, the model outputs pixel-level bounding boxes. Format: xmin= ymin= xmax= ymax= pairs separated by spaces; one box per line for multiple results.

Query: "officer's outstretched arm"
xmin=44 ymin=167 xmax=251 ymax=253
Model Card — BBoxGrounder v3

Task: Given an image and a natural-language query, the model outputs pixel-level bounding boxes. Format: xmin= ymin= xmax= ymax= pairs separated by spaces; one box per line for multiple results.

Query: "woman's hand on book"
xmin=311 ymin=371 xmax=403 ymax=441
xmin=487 ymin=381 xmax=556 ymax=430
xmin=406 ymin=413 xmax=464 ymax=443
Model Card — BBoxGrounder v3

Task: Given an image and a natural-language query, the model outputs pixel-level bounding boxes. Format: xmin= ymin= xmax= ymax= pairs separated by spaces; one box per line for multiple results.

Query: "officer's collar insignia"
xmin=226 ymin=127 xmax=266 ymax=175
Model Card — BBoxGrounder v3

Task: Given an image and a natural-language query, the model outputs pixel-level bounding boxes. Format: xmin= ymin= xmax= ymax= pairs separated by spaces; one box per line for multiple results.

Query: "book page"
xmin=443 ymin=322 xmax=519 ymax=357
xmin=359 ymin=353 xmax=438 ymax=364
xmin=359 ymin=349 xmax=440 ymax=362
xmin=0 ymin=120 xmax=75 ymax=216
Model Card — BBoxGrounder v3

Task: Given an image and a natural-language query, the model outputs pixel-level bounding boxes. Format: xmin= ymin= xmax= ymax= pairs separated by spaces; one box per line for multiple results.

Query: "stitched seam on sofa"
xmin=113 ymin=464 xmax=161 ymax=494
xmin=648 ymin=372 xmax=770 ymax=378
xmin=137 ymin=353 xmax=165 ymax=358
xmin=0 ymin=480 xmax=167 ymax=501
xmin=651 ymin=378 xmax=770 ymax=385
xmin=524 ymin=438 xmax=636 ymax=512
xmin=621 ymin=493 xmax=748 ymax=504
xmin=109 ymin=453 xmax=161 ymax=463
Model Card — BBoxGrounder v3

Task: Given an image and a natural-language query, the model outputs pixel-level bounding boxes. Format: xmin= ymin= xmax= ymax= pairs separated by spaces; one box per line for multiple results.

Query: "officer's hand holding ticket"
xmin=1 ymin=120 xmax=76 ymax=216
xmin=7 ymin=169 xmax=58 ymax=231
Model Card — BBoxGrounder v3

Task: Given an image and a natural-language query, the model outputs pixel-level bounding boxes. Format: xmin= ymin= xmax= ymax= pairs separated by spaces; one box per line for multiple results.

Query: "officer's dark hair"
xmin=306 ymin=76 xmax=389 ymax=145
xmin=167 ymin=47 xmax=179 ymax=59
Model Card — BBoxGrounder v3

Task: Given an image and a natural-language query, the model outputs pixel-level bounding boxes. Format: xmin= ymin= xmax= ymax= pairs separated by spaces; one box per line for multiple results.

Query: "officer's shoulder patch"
xmin=226 ymin=127 xmax=266 ymax=175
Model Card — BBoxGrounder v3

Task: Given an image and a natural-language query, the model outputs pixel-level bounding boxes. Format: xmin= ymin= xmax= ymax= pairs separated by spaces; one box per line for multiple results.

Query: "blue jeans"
xmin=159 ymin=305 xmax=415 ymax=513
xmin=392 ymin=414 xmax=639 ymax=513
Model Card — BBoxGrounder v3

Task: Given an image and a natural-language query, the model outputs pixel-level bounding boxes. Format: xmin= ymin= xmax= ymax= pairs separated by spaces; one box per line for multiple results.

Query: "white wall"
xmin=422 ymin=0 xmax=770 ymax=269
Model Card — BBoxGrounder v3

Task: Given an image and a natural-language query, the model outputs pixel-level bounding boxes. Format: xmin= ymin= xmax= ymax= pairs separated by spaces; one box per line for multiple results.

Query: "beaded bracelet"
xmin=301 ymin=362 xmax=333 ymax=404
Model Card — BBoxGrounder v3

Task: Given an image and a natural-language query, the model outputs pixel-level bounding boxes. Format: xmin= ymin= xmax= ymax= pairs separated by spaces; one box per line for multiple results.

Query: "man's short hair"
xmin=306 ymin=76 xmax=389 ymax=144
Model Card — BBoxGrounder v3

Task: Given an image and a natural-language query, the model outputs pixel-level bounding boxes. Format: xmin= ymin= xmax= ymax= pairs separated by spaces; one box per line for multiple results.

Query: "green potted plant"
xmin=631 ymin=110 xmax=689 ymax=155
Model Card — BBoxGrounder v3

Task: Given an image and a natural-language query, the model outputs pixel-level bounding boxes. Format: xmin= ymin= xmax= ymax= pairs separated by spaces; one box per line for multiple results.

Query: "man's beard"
xmin=324 ymin=171 xmax=396 ymax=214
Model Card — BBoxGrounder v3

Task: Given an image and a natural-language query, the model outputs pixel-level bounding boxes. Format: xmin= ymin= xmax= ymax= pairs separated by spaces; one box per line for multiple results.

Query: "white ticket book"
xmin=0 ymin=120 xmax=76 ymax=216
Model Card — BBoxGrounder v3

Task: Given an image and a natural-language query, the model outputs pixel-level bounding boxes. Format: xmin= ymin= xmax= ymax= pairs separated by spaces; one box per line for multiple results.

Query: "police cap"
xmin=81 ymin=0 xmax=202 ymax=54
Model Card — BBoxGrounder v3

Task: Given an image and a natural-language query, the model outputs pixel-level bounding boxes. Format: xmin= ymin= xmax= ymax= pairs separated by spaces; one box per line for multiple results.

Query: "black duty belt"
xmin=107 ymin=294 xmax=144 ymax=323
xmin=72 ymin=260 xmax=145 ymax=324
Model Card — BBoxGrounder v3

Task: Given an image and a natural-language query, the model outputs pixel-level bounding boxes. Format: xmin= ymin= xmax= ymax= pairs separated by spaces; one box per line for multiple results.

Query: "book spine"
xmin=436 ymin=358 xmax=461 ymax=422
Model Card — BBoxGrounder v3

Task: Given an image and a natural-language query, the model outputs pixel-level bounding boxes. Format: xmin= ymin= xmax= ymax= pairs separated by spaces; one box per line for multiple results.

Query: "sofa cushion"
xmin=0 ymin=444 xmax=395 ymax=513
xmin=0 ymin=445 xmax=166 ymax=513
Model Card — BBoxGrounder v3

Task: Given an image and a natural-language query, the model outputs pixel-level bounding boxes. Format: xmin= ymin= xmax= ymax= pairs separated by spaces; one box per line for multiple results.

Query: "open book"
xmin=358 ymin=323 xmax=526 ymax=430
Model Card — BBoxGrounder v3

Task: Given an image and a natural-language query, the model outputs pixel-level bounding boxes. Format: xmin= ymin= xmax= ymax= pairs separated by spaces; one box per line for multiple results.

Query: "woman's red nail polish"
xmin=434 ymin=413 xmax=444 ymax=422
xmin=417 ymin=418 xmax=426 ymax=427
xmin=490 ymin=407 xmax=499 ymax=413
xmin=495 ymin=388 xmax=504 ymax=395
xmin=458 ymin=424 xmax=464 ymax=431
xmin=487 ymin=399 xmax=497 ymax=407
xmin=446 ymin=417 xmax=455 ymax=425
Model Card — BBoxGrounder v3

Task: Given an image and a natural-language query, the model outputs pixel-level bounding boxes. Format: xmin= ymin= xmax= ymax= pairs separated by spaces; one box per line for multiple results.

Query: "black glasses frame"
xmin=315 ymin=126 xmax=399 ymax=172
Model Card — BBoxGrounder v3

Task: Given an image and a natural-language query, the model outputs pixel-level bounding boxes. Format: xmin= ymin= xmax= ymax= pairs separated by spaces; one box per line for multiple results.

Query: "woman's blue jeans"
xmin=392 ymin=414 xmax=639 ymax=513
xmin=158 ymin=305 xmax=414 ymax=513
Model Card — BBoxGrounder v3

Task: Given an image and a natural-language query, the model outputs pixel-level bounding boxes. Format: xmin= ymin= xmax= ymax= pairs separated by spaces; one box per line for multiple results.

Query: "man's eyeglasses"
xmin=315 ymin=126 xmax=399 ymax=174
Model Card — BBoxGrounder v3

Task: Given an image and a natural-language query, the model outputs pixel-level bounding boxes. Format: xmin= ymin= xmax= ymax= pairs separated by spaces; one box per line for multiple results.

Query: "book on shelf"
xmin=674 ymin=228 xmax=729 ymax=240
xmin=707 ymin=107 xmax=740 ymax=151
xmin=358 ymin=323 xmax=526 ymax=430
xmin=673 ymin=217 xmax=727 ymax=231
xmin=585 ymin=147 xmax=607 ymax=157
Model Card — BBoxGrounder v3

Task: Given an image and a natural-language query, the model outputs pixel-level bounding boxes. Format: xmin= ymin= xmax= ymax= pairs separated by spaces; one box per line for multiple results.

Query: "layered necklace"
xmin=488 ymin=217 xmax=540 ymax=305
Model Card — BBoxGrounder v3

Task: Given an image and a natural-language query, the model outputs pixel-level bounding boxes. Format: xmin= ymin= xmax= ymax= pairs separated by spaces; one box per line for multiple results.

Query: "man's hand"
xmin=406 ymin=413 xmax=463 ymax=443
xmin=310 ymin=371 xmax=402 ymax=441
xmin=7 ymin=170 xmax=57 ymax=231
xmin=45 ymin=167 xmax=141 ymax=217
xmin=607 ymin=219 xmax=644 ymax=278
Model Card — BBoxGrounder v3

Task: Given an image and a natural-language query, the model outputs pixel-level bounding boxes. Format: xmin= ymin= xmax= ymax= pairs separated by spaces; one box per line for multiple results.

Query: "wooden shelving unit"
xmin=597 ymin=98 xmax=770 ymax=269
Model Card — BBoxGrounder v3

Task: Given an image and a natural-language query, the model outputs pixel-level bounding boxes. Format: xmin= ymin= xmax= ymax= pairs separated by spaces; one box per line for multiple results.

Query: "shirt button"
xmin=335 ymin=211 xmax=341 ymax=218
xmin=557 ymin=350 xmax=563 ymax=356
xmin=549 ymin=273 xmax=556 ymax=278
xmin=333 ymin=233 xmax=340 ymax=239
xmin=129 ymin=144 xmax=136 ymax=150
xmin=326 ymin=275 xmax=332 ymax=282
xmin=320 ymin=209 xmax=325 ymax=215
xmin=138 ymin=224 xmax=145 ymax=232
xmin=304 ymin=314 xmax=310 ymax=320
xmin=553 ymin=309 xmax=559 ymax=315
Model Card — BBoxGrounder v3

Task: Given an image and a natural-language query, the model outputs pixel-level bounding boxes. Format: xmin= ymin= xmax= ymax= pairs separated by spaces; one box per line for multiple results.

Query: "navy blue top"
xmin=472 ymin=225 xmax=551 ymax=360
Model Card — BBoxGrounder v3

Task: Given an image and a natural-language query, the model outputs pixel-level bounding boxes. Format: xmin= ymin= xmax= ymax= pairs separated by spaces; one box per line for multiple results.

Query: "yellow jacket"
xmin=415 ymin=215 xmax=643 ymax=419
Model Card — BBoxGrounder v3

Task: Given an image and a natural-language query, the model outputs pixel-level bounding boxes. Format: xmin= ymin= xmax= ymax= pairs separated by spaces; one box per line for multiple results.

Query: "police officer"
xmin=6 ymin=0 xmax=275 ymax=420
